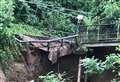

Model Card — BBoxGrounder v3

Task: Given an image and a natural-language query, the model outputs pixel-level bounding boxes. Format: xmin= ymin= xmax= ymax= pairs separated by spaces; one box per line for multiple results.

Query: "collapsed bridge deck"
xmin=15 ymin=34 xmax=78 ymax=63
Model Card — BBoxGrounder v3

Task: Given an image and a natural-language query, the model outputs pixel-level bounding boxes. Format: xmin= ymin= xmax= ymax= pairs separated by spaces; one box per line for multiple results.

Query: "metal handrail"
xmin=15 ymin=34 xmax=79 ymax=43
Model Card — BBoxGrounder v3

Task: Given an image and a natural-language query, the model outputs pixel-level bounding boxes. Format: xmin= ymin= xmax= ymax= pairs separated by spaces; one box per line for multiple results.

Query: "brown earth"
xmin=0 ymin=68 xmax=6 ymax=82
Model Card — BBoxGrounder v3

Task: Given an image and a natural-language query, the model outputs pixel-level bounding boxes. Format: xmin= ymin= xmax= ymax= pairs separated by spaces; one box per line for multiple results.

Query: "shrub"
xmin=39 ymin=71 xmax=66 ymax=82
xmin=81 ymin=54 xmax=120 ymax=76
xmin=81 ymin=57 xmax=104 ymax=75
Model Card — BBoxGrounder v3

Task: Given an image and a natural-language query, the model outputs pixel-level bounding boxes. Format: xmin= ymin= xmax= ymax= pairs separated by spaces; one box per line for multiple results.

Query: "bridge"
xmin=15 ymin=20 xmax=120 ymax=82
xmin=15 ymin=20 xmax=120 ymax=49
xmin=79 ymin=22 xmax=120 ymax=47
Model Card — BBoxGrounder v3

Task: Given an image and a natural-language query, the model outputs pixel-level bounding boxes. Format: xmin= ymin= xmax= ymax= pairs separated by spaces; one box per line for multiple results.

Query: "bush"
xmin=81 ymin=57 xmax=104 ymax=75
xmin=81 ymin=54 xmax=120 ymax=76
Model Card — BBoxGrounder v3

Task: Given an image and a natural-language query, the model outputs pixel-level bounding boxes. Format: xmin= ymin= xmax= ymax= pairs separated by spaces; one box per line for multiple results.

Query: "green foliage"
xmin=14 ymin=0 xmax=75 ymax=36
xmin=116 ymin=45 xmax=120 ymax=52
xmin=84 ymin=17 xmax=95 ymax=26
xmin=39 ymin=71 xmax=66 ymax=82
xmin=101 ymin=0 xmax=120 ymax=19
xmin=103 ymin=54 xmax=120 ymax=70
xmin=0 ymin=0 xmax=44 ymax=70
xmin=81 ymin=54 xmax=120 ymax=75
xmin=0 ymin=0 xmax=43 ymax=67
xmin=8 ymin=23 xmax=42 ymax=36
xmin=113 ymin=45 xmax=120 ymax=81
xmin=0 ymin=0 xmax=14 ymax=27
xmin=0 ymin=29 xmax=18 ymax=69
xmin=39 ymin=12 xmax=75 ymax=36
xmin=0 ymin=0 xmax=120 ymax=73
xmin=14 ymin=0 xmax=40 ymax=25
xmin=0 ymin=0 xmax=16 ymax=70
xmin=13 ymin=0 xmax=120 ymax=33
xmin=111 ymin=79 xmax=119 ymax=82
xmin=0 ymin=23 xmax=43 ymax=70
xmin=81 ymin=57 xmax=104 ymax=75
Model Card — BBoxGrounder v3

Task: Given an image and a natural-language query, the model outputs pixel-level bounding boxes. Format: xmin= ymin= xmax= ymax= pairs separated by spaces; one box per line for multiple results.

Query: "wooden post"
xmin=77 ymin=57 xmax=81 ymax=82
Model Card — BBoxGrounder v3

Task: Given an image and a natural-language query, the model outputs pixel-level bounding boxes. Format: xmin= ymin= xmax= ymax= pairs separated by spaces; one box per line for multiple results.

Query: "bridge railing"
xmin=80 ymin=33 xmax=120 ymax=43
xmin=79 ymin=21 xmax=120 ymax=43
xmin=15 ymin=34 xmax=79 ymax=51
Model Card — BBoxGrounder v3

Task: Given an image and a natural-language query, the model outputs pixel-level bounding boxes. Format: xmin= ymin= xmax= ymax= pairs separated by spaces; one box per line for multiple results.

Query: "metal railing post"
xmin=97 ymin=27 xmax=100 ymax=41
xmin=117 ymin=20 xmax=120 ymax=40
xmin=86 ymin=27 xmax=88 ymax=42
